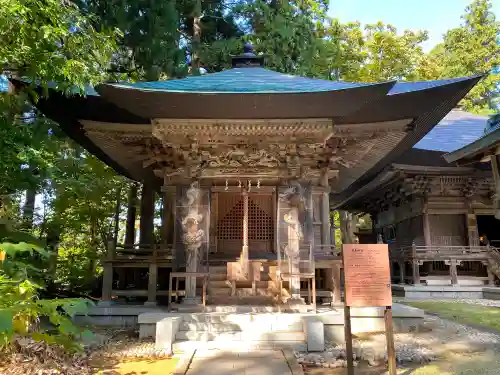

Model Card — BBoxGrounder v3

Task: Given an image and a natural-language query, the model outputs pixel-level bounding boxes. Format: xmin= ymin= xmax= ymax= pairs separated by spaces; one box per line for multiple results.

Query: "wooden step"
xmin=209 ymin=265 xmax=227 ymax=273
xmin=234 ymin=288 xmax=276 ymax=297
xmin=173 ymin=340 xmax=307 ymax=352
xmin=208 ymin=273 xmax=227 ymax=281
xmin=175 ymin=330 xmax=305 ymax=342
xmin=208 ymin=288 xmax=232 ymax=296
xmin=207 ymin=295 xmax=276 ymax=306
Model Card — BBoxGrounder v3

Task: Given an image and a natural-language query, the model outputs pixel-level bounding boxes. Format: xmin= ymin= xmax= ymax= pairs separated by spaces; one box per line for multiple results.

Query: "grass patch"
xmin=403 ymin=301 xmax=500 ymax=331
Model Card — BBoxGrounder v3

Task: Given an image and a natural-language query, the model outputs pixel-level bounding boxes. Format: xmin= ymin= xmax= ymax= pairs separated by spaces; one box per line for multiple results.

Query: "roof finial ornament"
xmin=231 ymin=40 xmax=265 ymax=68
xmin=243 ymin=41 xmax=254 ymax=55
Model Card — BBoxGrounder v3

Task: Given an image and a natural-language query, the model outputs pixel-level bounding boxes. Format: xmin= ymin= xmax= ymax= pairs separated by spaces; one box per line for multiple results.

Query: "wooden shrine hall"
xmin=17 ymin=43 xmax=483 ymax=309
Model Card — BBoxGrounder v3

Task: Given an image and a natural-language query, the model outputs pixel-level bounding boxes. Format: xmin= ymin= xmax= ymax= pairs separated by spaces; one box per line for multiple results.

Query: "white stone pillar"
xmin=340 ymin=210 xmax=355 ymax=244
xmin=288 ymin=205 xmax=301 ymax=299
xmin=180 ymin=182 xmax=206 ymax=305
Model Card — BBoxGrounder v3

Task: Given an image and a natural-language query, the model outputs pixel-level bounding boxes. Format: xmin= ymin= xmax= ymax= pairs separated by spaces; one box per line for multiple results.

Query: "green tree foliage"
xmin=1 ymin=0 xmax=499 ymax=320
xmin=77 ymin=0 xmax=245 ymax=78
xmin=0 ymin=227 xmax=93 ymax=351
xmin=0 ymin=0 xmax=120 ymax=351
xmin=0 ymin=0 xmax=119 ymax=199
xmin=234 ymin=0 xmax=328 ymax=75
xmin=48 ymin=147 xmax=130 ymax=291
xmin=76 ymin=0 xmax=185 ymax=80
xmin=182 ymin=0 xmax=244 ymax=73
xmin=0 ymin=0 xmax=118 ymax=90
xmin=356 ymin=23 xmax=429 ymax=82
xmin=317 ymin=19 xmax=429 ymax=82
xmin=313 ymin=19 xmax=365 ymax=80
xmin=425 ymin=0 xmax=500 ymax=114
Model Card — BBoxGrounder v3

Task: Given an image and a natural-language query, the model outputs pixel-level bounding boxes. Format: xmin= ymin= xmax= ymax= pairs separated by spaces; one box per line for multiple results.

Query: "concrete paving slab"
xmin=185 ymin=349 xmax=293 ymax=375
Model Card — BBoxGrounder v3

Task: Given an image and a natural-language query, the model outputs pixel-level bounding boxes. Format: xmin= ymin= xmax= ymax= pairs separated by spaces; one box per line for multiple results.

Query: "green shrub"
xmin=0 ymin=226 xmax=94 ymax=352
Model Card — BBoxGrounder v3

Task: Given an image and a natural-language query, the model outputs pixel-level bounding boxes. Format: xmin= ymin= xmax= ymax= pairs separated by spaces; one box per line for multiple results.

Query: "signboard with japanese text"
xmin=342 ymin=244 xmax=392 ymax=307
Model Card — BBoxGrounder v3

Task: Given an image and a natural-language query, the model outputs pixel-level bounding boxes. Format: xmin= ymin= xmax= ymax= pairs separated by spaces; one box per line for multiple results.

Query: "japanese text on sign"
xmin=342 ymin=244 xmax=392 ymax=307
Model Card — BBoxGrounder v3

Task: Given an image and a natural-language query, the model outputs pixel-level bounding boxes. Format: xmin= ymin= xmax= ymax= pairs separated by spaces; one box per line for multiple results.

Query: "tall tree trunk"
xmin=22 ymin=188 xmax=36 ymax=229
xmin=87 ymin=217 xmax=100 ymax=290
xmin=191 ymin=0 xmax=202 ymax=75
xmin=139 ymin=181 xmax=155 ymax=246
xmin=125 ymin=183 xmax=138 ymax=245
xmin=46 ymin=225 xmax=60 ymax=293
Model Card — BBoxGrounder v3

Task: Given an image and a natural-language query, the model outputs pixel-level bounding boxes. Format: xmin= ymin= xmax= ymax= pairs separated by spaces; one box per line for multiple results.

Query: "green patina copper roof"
xmin=110 ymin=67 xmax=381 ymax=93
xmin=108 ymin=67 xmax=479 ymax=95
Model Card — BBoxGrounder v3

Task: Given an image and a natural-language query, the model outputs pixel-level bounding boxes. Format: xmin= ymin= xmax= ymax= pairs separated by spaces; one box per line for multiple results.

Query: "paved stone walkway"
xmin=184 ymin=349 xmax=294 ymax=375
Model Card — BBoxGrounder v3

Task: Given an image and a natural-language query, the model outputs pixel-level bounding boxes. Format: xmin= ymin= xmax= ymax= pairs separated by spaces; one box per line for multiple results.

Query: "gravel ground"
xmin=295 ymin=312 xmax=500 ymax=369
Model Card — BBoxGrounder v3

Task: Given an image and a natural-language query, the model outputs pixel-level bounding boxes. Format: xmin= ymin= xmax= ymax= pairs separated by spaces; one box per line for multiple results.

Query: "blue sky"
xmin=329 ymin=0 xmax=500 ymax=52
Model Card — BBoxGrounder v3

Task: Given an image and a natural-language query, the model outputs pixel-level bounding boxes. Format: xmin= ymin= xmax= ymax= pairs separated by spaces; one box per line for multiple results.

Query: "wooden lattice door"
xmin=248 ymin=194 xmax=274 ymax=254
xmin=216 ymin=193 xmax=275 ymax=258
xmin=217 ymin=194 xmax=243 ymax=257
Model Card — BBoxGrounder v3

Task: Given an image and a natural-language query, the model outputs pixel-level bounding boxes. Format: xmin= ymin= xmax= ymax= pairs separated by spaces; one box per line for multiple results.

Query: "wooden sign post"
xmin=342 ymin=244 xmax=396 ymax=375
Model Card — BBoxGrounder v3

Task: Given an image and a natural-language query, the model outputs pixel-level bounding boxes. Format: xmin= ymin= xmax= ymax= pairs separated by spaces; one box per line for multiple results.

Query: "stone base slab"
xmin=138 ymin=303 xmax=424 ymax=352
xmin=74 ymin=305 xmax=166 ymax=328
xmin=392 ymin=284 xmax=487 ymax=299
xmin=483 ymin=287 xmax=500 ymax=300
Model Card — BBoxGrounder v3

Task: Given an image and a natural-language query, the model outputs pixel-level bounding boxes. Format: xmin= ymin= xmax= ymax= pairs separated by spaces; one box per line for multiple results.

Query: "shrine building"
xmin=14 ymin=44 xmax=486 ymax=309
xmin=337 ymin=109 xmax=500 ymax=298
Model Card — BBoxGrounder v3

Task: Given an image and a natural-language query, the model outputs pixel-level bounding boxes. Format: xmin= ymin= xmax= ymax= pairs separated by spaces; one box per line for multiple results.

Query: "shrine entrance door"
xmin=213 ymin=191 xmax=275 ymax=259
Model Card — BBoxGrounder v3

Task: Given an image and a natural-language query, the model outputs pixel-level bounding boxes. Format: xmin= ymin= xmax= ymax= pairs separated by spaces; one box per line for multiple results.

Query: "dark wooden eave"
xmin=96 ymin=81 xmax=396 ymax=120
xmin=331 ymin=74 xmax=483 ymax=207
xmin=11 ymin=74 xmax=484 ymax=193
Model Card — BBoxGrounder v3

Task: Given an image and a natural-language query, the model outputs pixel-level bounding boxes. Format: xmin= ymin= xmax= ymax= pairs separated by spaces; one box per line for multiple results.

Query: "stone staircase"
xmin=172 ymin=312 xmax=306 ymax=352
xmin=206 ymin=264 xmax=290 ymax=305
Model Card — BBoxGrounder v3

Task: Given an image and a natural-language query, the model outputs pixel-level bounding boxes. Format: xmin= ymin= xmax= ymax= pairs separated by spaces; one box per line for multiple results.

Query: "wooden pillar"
xmin=466 ymin=212 xmax=479 ymax=247
xmin=412 ymin=261 xmax=421 ymax=285
xmin=241 ymin=189 xmax=249 ymax=277
xmin=448 ymin=259 xmax=459 ymax=285
xmin=411 ymin=242 xmax=420 ymax=285
xmin=321 ymin=192 xmax=331 ymax=246
xmin=332 ymin=263 xmax=341 ymax=304
xmin=100 ymin=240 xmax=115 ymax=306
xmin=173 ymin=186 xmax=179 ymax=270
xmin=423 ymin=213 xmax=431 ymax=247
xmin=398 ymin=261 xmax=405 ymax=284
xmin=145 ymin=263 xmax=158 ymax=306
xmin=140 ymin=181 xmax=155 ymax=246
xmin=490 ymin=154 xmax=500 ymax=219
xmin=125 ymin=183 xmax=138 ymax=245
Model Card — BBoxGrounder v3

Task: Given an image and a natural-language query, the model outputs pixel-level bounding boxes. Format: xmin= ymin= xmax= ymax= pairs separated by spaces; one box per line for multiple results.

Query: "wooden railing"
xmin=313 ymin=244 xmax=341 ymax=260
xmin=104 ymin=243 xmax=174 ymax=263
xmin=393 ymin=244 xmax=490 ymax=262
xmin=390 ymin=241 xmax=498 ymax=286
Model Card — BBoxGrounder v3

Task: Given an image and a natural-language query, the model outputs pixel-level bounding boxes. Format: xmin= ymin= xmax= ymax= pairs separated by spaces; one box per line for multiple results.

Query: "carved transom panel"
xmin=80 ymin=118 xmax=413 ymax=187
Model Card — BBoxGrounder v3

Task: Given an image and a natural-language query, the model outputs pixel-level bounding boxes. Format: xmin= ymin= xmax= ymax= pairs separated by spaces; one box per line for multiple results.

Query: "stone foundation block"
xmin=156 ymin=316 xmax=182 ymax=355
xmin=306 ymin=321 xmax=324 ymax=352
